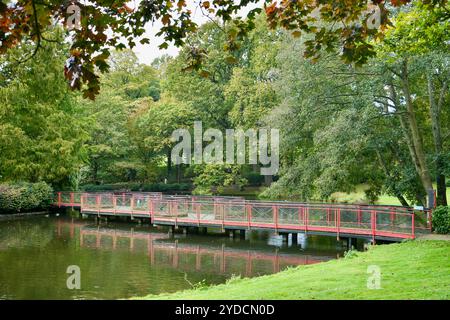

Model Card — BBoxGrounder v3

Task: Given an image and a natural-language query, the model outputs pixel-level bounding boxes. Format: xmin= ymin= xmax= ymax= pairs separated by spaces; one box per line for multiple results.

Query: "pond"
xmin=0 ymin=212 xmax=349 ymax=299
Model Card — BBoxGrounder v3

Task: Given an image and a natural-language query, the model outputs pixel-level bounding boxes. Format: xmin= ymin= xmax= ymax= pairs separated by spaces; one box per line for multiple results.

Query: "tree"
xmin=2 ymin=0 xmax=445 ymax=98
xmin=80 ymin=50 xmax=161 ymax=184
xmin=225 ymin=15 xmax=281 ymax=128
xmin=375 ymin=2 xmax=450 ymax=205
xmin=191 ymin=164 xmax=247 ymax=195
xmin=0 ymin=28 xmax=88 ymax=187
xmin=162 ymin=22 xmax=244 ymax=130
xmin=262 ymin=2 xmax=449 ymax=207
xmin=128 ymin=96 xmax=196 ymax=181
xmin=107 ymin=50 xmax=161 ymax=101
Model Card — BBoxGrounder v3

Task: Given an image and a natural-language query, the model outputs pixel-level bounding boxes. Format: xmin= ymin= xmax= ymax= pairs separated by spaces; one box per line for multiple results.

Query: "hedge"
xmin=432 ymin=206 xmax=450 ymax=234
xmin=0 ymin=182 xmax=54 ymax=213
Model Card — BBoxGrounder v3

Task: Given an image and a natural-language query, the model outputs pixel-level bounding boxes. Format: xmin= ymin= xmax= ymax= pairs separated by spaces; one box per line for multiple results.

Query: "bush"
xmin=0 ymin=182 xmax=53 ymax=213
xmin=432 ymin=206 xmax=450 ymax=234
xmin=243 ymin=172 xmax=265 ymax=186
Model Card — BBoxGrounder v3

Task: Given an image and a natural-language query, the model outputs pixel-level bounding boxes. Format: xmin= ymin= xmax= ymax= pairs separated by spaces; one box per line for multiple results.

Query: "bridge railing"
xmin=56 ymin=191 xmax=432 ymax=240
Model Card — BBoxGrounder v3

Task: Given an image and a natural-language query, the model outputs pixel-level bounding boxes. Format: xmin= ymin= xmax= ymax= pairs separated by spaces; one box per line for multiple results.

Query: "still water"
xmin=0 ymin=213 xmax=347 ymax=299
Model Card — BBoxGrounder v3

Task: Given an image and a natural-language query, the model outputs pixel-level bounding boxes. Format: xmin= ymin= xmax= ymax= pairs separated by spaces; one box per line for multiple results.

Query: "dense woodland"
xmin=0 ymin=1 xmax=449 ymax=207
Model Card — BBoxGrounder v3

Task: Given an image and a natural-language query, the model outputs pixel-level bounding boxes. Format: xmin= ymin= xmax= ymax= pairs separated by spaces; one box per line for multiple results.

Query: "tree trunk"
xmin=427 ymin=74 xmax=448 ymax=206
xmin=92 ymin=159 xmax=99 ymax=184
xmin=400 ymin=60 xmax=434 ymax=207
xmin=167 ymin=149 xmax=172 ymax=179
xmin=388 ymin=81 xmax=426 ymax=204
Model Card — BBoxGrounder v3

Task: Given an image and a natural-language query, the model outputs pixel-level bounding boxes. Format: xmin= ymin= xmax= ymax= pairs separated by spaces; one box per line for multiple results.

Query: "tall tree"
xmin=128 ymin=96 xmax=196 ymax=181
xmin=375 ymin=2 xmax=449 ymax=205
xmin=0 ymin=29 xmax=88 ymax=187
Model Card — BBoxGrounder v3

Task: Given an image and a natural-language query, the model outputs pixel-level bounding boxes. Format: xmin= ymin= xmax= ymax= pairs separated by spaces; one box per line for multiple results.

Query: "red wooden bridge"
xmin=55 ymin=192 xmax=432 ymax=242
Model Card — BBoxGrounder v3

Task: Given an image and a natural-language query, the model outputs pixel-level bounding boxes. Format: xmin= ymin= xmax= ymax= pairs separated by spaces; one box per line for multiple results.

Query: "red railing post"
xmin=57 ymin=192 xmax=62 ymax=208
xmin=221 ymin=202 xmax=225 ymax=231
xmin=96 ymin=194 xmax=100 ymax=214
xmin=298 ymin=207 xmax=302 ymax=227
xmin=390 ymin=208 xmax=395 ymax=227
xmin=273 ymin=205 xmax=278 ymax=233
xmin=428 ymin=210 xmax=433 ymax=232
xmin=113 ymin=196 xmax=117 ymax=215
xmin=130 ymin=195 xmax=134 ymax=219
xmin=175 ymin=201 xmax=178 ymax=228
xmin=196 ymin=202 xmax=200 ymax=226
xmin=433 ymin=190 xmax=437 ymax=209
xmin=149 ymin=198 xmax=154 ymax=219
xmin=305 ymin=207 xmax=308 ymax=232
xmin=337 ymin=208 xmax=340 ymax=240
xmin=412 ymin=211 xmax=415 ymax=239
xmin=371 ymin=210 xmax=376 ymax=244
xmin=247 ymin=204 xmax=252 ymax=229
xmin=70 ymin=192 xmax=74 ymax=207
xmin=80 ymin=194 xmax=84 ymax=212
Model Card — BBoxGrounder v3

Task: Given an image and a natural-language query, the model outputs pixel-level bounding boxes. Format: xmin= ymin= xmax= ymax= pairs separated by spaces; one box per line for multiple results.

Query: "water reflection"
xmin=76 ymin=226 xmax=326 ymax=276
xmin=0 ymin=215 xmax=345 ymax=299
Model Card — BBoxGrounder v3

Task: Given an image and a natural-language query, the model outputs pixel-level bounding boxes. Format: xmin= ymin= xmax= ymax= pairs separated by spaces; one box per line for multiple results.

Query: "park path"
xmin=416 ymin=233 xmax=450 ymax=241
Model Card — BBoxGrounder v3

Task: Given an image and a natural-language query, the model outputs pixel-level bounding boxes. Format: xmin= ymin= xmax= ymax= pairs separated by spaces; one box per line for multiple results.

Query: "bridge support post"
xmin=346 ymin=237 xmax=357 ymax=250
xmin=239 ymin=229 xmax=246 ymax=239
xmin=287 ymin=233 xmax=293 ymax=247
xmin=225 ymin=229 xmax=235 ymax=238
xmin=297 ymin=233 xmax=307 ymax=249
xmin=292 ymin=232 xmax=298 ymax=244
xmin=279 ymin=232 xmax=288 ymax=242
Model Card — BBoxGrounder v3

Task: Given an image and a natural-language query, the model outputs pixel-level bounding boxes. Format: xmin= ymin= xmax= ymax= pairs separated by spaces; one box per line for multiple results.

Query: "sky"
xmin=129 ymin=0 xmax=264 ymax=65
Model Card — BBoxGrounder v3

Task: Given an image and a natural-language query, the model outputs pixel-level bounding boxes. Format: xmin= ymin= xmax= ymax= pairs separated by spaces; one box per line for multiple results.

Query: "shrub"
xmin=243 ymin=172 xmax=265 ymax=186
xmin=0 ymin=182 xmax=53 ymax=213
xmin=432 ymin=206 xmax=450 ymax=234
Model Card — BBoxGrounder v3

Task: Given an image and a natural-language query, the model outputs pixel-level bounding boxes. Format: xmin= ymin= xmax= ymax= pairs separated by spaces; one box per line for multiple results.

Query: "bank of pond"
xmin=0 ymin=211 xmax=447 ymax=300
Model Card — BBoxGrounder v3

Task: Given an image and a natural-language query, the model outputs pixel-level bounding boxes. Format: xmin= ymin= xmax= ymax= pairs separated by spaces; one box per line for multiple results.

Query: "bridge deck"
xmin=55 ymin=192 xmax=432 ymax=242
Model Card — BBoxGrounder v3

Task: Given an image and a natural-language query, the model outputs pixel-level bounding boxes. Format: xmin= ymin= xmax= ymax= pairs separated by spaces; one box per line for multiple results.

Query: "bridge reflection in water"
xmin=56 ymin=219 xmax=337 ymax=277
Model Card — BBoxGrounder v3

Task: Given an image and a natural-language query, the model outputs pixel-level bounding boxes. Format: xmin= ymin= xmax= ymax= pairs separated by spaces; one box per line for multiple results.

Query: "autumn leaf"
xmin=162 ymin=14 xmax=171 ymax=25
xmin=177 ymin=0 xmax=186 ymax=10
xmin=202 ymin=1 xmax=210 ymax=9
xmin=265 ymin=2 xmax=277 ymax=16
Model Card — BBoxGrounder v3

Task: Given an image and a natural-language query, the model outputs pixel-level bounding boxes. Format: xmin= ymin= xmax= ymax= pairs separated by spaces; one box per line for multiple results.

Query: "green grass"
xmin=135 ymin=240 xmax=450 ymax=300
xmin=331 ymin=185 xmax=450 ymax=206
xmin=220 ymin=184 xmax=450 ymax=206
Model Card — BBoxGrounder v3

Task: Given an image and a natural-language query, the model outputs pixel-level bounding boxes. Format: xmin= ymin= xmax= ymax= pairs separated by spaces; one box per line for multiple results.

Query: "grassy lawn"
xmin=136 ymin=240 xmax=450 ymax=300
xmin=331 ymin=185 xmax=450 ymax=206
xmin=219 ymin=185 xmax=450 ymax=206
